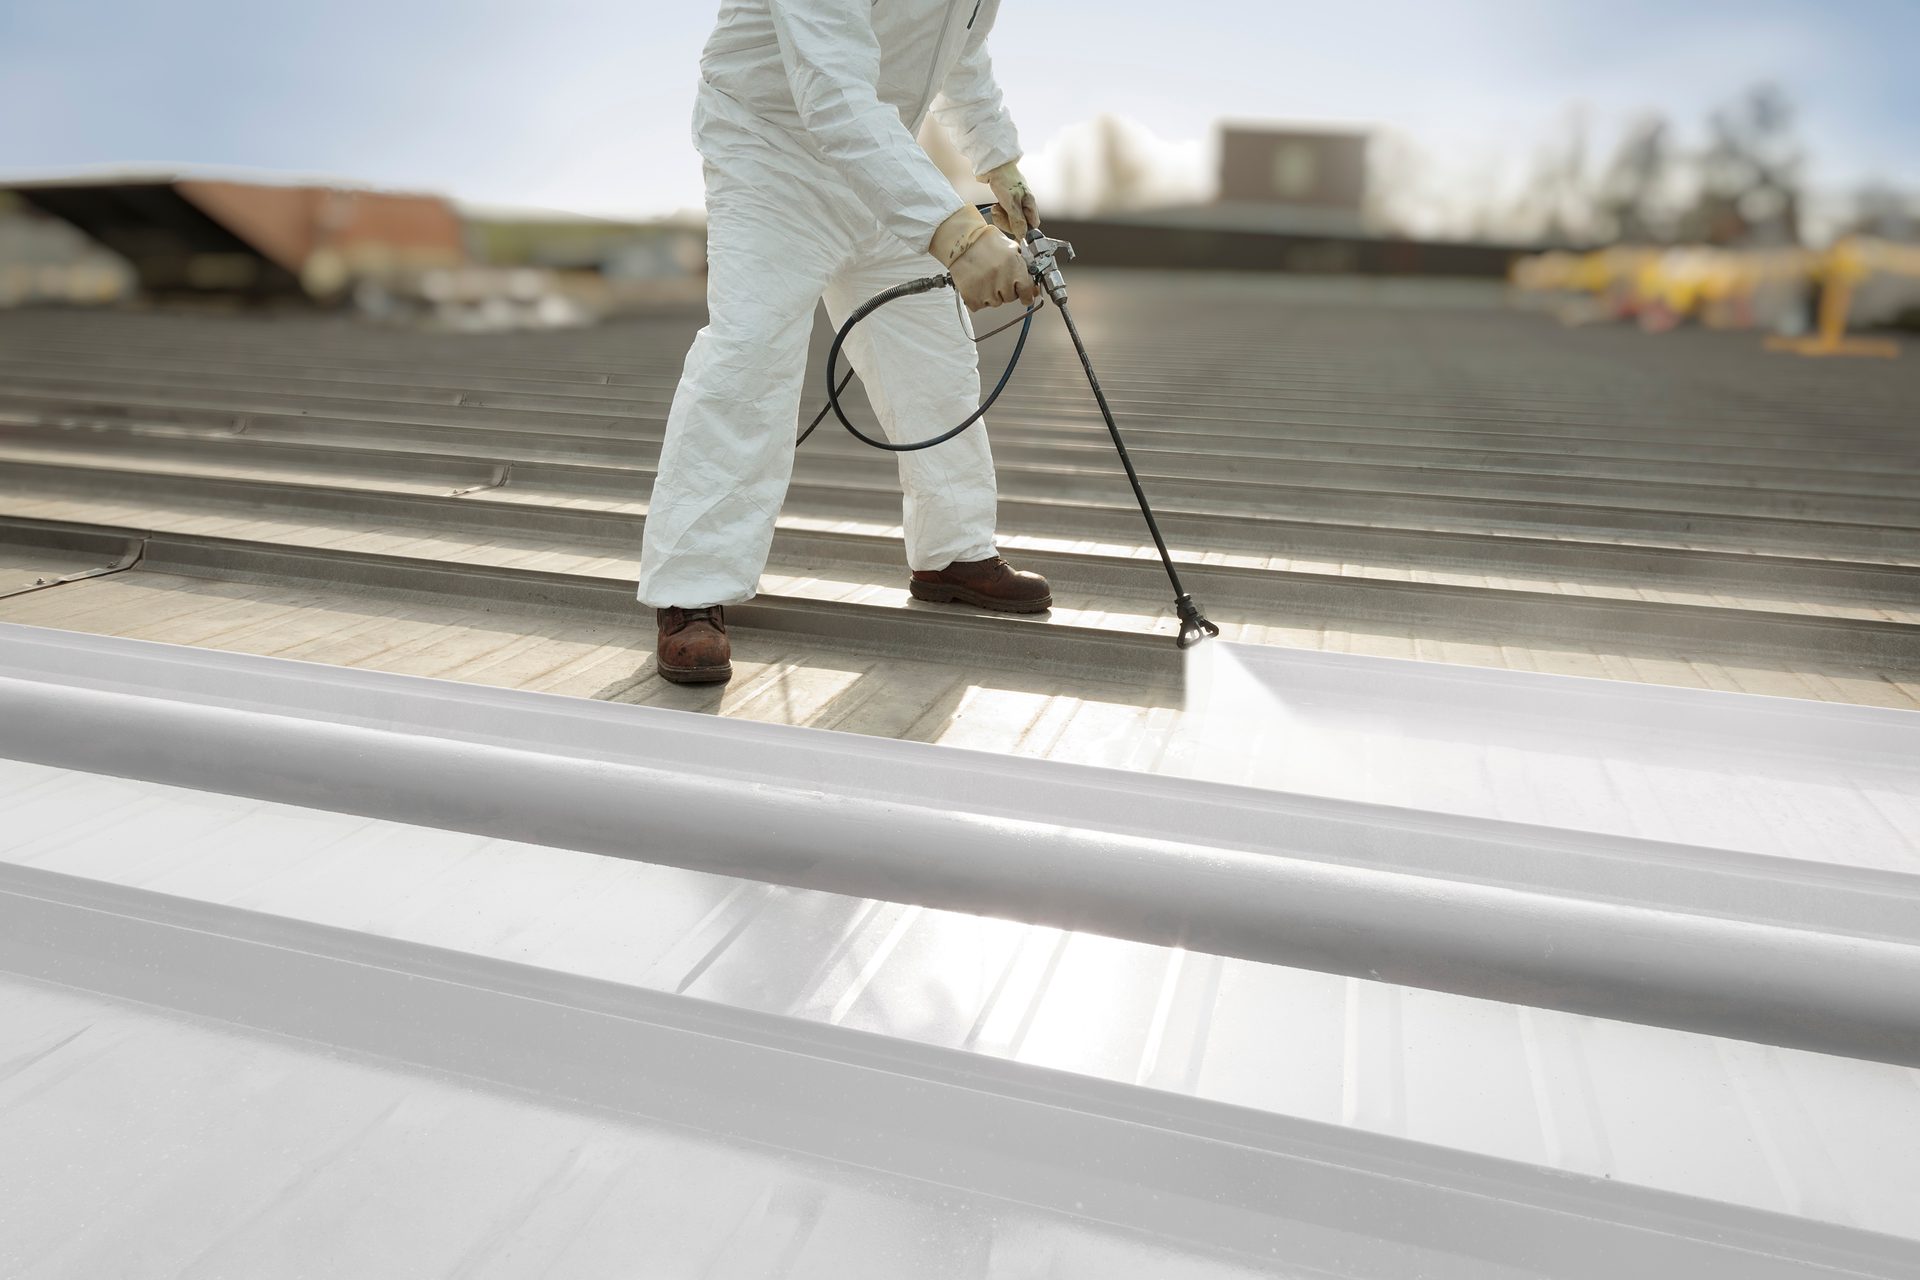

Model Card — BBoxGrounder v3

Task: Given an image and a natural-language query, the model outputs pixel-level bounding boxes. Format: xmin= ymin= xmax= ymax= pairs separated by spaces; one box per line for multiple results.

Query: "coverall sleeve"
xmin=928 ymin=0 xmax=1022 ymax=176
xmin=768 ymin=0 xmax=972 ymax=252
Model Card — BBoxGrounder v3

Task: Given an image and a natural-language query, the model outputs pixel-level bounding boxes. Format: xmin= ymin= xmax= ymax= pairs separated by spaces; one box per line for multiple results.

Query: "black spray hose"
xmin=797 ymin=244 xmax=1218 ymax=648
xmin=797 ymin=273 xmax=1037 ymax=450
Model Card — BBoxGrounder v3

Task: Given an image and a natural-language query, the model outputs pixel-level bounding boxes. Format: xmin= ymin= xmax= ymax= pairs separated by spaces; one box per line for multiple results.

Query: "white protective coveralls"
xmin=637 ymin=0 xmax=1023 ymax=608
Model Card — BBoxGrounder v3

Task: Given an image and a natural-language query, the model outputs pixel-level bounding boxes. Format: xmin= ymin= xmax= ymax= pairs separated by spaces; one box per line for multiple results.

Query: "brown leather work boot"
xmin=909 ymin=555 xmax=1052 ymax=614
xmin=656 ymin=606 xmax=732 ymax=684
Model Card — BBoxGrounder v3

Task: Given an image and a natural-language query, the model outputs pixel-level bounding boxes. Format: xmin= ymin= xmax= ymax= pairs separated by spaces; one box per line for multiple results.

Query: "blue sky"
xmin=1 ymin=0 xmax=1913 ymax=219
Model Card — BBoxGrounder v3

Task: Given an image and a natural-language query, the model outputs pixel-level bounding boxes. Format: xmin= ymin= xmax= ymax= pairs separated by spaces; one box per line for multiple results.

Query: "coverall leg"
xmin=638 ymin=98 xmax=999 ymax=608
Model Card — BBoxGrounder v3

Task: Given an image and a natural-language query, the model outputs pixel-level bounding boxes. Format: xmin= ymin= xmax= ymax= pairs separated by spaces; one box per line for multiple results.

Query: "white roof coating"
xmin=3 ymin=626 xmax=1919 ymax=1275
xmin=4 ymin=761 xmax=1919 ymax=1276
xmin=1175 ymin=640 xmax=1920 ymax=869
xmin=6 ymin=622 xmax=1915 ymax=1063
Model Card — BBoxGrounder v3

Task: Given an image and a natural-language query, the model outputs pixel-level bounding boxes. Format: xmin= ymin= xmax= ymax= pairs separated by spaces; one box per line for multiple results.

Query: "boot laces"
xmin=665 ymin=606 xmax=724 ymax=633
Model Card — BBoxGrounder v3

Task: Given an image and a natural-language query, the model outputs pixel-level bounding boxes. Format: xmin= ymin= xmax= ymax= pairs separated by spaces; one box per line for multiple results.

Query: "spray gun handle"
xmin=972 ymin=204 xmax=1073 ymax=302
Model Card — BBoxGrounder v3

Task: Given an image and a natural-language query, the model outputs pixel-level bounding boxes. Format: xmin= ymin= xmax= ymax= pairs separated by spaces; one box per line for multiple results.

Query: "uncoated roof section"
xmin=0 ymin=270 xmax=1915 ymax=727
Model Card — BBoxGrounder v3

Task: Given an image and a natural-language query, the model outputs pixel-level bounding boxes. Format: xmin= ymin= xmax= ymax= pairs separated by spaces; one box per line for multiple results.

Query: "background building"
xmin=1 ymin=173 xmax=705 ymax=325
xmin=1212 ymin=124 xmax=1370 ymax=235
xmin=0 ymin=189 xmax=135 ymax=307
xmin=8 ymin=174 xmax=466 ymax=302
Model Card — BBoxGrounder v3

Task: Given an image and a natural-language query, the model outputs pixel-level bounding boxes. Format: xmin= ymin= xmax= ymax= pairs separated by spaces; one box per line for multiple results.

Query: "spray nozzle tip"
xmin=1173 ymin=595 xmax=1221 ymax=649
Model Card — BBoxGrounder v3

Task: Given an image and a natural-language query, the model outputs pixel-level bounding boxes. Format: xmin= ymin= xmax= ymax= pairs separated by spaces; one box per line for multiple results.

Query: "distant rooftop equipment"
xmin=6 ymin=176 xmax=467 ymax=302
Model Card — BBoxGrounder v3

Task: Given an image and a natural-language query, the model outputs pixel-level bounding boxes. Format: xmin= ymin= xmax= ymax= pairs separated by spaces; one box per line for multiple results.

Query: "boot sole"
xmin=908 ymin=579 xmax=1053 ymax=614
xmin=658 ymin=659 xmax=733 ymax=685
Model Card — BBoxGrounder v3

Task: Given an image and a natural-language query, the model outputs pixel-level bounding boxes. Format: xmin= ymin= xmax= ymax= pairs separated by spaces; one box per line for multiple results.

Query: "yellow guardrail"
xmin=1512 ymin=238 xmax=1918 ymax=358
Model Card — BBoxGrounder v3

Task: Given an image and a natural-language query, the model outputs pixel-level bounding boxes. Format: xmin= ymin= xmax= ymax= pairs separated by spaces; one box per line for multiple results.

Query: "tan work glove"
xmin=980 ymin=161 xmax=1040 ymax=240
xmin=930 ymin=205 xmax=1037 ymax=311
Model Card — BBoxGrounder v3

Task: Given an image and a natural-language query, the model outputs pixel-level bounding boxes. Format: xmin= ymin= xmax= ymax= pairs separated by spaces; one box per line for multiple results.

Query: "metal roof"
xmin=2 ymin=272 xmax=1918 ymax=1272
xmin=2 ymin=273 xmax=1917 ymax=706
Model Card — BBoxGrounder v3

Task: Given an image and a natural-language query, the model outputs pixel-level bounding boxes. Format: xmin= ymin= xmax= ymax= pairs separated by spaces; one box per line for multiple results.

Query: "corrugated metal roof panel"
xmin=2 ymin=272 xmax=1918 ymax=1271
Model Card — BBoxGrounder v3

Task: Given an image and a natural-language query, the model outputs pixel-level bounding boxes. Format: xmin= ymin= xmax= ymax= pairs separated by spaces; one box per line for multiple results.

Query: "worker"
xmin=638 ymin=0 xmax=1051 ymax=685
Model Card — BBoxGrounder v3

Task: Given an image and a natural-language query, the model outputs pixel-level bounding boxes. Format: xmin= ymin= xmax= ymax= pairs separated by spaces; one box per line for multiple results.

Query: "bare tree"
xmin=1510 ymin=108 xmax=1595 ymax=247
xmin=1596 ymin=115 xmax=1673 ymax=244
xmin=1682 ymin=83 xmax=1804 ymax=246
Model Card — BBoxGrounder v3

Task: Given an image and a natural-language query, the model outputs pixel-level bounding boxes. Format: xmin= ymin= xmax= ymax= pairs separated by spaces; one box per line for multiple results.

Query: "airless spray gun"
xmin=800 ymin=213 xmax=1220 ymax=649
